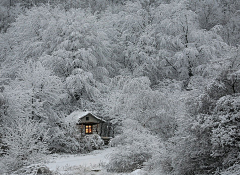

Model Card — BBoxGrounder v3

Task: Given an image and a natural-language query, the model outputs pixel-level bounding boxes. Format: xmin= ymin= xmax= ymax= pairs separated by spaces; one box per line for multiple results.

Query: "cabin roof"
xmin=65 ymin=110 xmax=106 ymax=123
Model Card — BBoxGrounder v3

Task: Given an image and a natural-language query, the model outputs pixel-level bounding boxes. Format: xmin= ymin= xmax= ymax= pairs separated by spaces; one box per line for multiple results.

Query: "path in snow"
xmin=45 ymin=147 xmax=115 ymax=174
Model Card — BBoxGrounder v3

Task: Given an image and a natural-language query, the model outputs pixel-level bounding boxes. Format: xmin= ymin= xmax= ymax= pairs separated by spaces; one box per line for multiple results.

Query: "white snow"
xmin=130 ymin=169 xmax=147 ymax=175
xmin=45 ymin=147 xmax=115 ymax=174
xmin=65 ymin=111 xmax=90 ymax=123
xmin=45 ymin=147 xmax=147 ymax=175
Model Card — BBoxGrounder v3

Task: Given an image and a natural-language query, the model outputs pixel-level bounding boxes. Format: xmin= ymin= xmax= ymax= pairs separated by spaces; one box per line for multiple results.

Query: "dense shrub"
xmin=106 ymin=144 xmax=152 ymax=173
xmin=0 ymin=118 xmax=48 ymax=173
xmin=220 ymin=164 xmax=240 ymax=175
xmin=79 ymin=134 xmax=104 ymax=153
xmin=106 ymin=119 xmax=160 ymax=173
xmin=46 ymin=126 xmax=80 ymax=154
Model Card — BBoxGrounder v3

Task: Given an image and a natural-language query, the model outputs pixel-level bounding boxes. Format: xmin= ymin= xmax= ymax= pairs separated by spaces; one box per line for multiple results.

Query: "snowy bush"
xmin=12 ymin=164 xmax=53 ymax=175
xmin=46 ymin=126 xmax=80 ymax=154
xmin=106 ymin=144 xmax=152 ymax=173
xmin=79 ymin=134 xmax=104 ymax=153
xmin=220 ymin=164 xmax=240 ymax=175
xmin=0 ymin=117 xmax=49 ymax=173
xmin=209 ymin=95 xmax=240 ymax=170
xmin=106 ymin=119 xmax=160 ymax=173
xmin=144 ymin=146 xmax=172 ymax=175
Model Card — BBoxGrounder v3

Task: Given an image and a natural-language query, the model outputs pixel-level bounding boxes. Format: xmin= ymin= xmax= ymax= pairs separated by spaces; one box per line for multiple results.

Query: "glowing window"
xmin=85 ymin=125 xmax=92 ymax=134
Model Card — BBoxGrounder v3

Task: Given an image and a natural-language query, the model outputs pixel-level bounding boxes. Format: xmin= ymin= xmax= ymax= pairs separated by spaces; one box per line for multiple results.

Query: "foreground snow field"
xmin=45 ymin=147 xmax=147 ymax=175
xmin=45 ymin=147 xmax=113 ymax=174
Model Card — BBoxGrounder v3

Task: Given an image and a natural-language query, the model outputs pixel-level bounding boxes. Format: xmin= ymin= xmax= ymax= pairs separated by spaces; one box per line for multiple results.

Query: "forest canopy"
xmin=0 ymin=0 xmax=240 ymax=174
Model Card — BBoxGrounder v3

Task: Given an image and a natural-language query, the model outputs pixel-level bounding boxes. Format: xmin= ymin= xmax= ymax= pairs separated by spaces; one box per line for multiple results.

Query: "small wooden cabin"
xmin=66 ymin=111 xmax=106 ymax=136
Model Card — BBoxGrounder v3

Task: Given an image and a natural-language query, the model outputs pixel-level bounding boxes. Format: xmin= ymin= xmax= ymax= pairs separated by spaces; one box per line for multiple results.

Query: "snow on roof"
xmin=65 ymin=110 xmax=106 ymax=123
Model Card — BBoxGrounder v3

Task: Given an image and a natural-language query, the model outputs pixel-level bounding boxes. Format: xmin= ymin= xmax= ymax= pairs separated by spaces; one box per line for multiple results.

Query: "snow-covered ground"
xmin=45 ymin=147 xmax=147 ymax=175
xmin=45 ymin=147 xmax=114 ymax=174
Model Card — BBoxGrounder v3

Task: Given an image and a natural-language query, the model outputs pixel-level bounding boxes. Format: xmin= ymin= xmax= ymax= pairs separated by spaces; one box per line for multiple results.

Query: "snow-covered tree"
xmin=137 ymin=0 xmax=229 ymax=86
xmin=99 ymin=1 xmax=149 ymax=74
xmin=1 ymin=5 xmax=115 ymax=108
xmin=4 ymin=61 xmax=64 ymax=121
xmin=103 ymin=76 xmax=179 ymax=141
xmin=0 ymin=117 xmax=48 ymax=173
xmin=0 ymin=1 xmax=239 ymax=174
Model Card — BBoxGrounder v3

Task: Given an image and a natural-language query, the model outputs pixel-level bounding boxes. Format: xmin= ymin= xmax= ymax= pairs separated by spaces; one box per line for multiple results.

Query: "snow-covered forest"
xmin=0 ymin=0 xmax=240 ymax=174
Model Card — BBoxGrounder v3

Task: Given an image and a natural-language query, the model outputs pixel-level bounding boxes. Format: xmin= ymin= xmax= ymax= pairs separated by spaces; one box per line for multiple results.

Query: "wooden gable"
xmin=78 ymin=113 xmax=104 ymax=124
xmin=66 ymin=110 xmax=106 ymax=125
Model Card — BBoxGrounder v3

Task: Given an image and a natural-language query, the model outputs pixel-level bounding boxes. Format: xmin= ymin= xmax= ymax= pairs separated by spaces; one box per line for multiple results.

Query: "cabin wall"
xmin=92 ymin=124 xmax=99 ymax=134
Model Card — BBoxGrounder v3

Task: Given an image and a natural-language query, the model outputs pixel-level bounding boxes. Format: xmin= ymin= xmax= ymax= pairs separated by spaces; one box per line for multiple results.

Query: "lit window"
xmin=85 ymin=125 xmax=92 ymax=134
